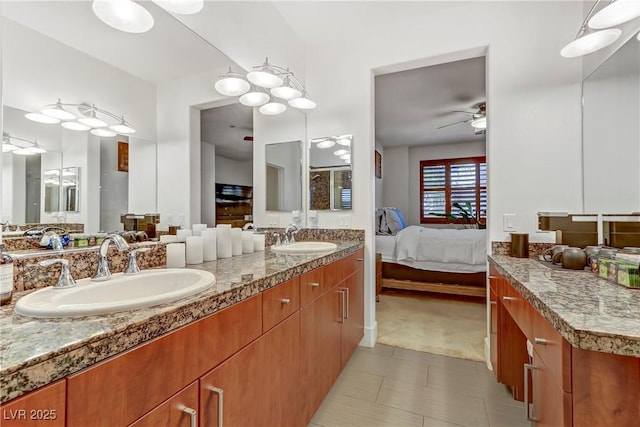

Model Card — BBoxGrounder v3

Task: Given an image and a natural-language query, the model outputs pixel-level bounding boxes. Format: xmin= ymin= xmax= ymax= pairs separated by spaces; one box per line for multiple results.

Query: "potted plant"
xmin=429 ymin=201 xmax=486 ymax=229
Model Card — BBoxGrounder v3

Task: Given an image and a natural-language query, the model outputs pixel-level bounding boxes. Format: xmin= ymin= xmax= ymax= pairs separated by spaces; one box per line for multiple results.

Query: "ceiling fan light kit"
xmin=215 ymin=58 xmax=316 ymax=116
xmin=561 ymin=0 xmax=638 ymax=58
xmin=438 ymin=102 xmax=487 ymax=133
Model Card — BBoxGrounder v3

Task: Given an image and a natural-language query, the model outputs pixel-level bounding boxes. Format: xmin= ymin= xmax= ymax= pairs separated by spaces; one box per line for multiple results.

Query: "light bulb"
xmin=560 ymin=29 xmax=621 ymax=58
xmin=247 ymin=70 xmax=283 ymax=89
xmin=91 ymin=128 xmax=118 ymax=137
xmin=589 ymin=0 xmax=640 ymax=29
xmin=471 ymin=117 xmax=487 ymax=129
xmin=2 ymin=143 xmax=18 ymax=153
xmin=42 ymin=100 xmax=76 ymax=120
xmin=152 ymin=0 xmax=203 ymax=14
xmin=259 ymin=102 xmax=287 ymax=115
xmin=61 ymin=121 xmax=91 ymax=131
xmin=110 ymin=120 xmax=136 ymax=134
xmin=215 ymin=77 xmax=250 ymax=97
xmin=270 ymin=85 xmax=302 ymax=100
xmin=340 ymin=154 xmax=351 ymax=160
xmin=25 ymin=113 xmax=60 ymax=124
xmin=78 ymin=110 xmax=108 ymax=128
xmin=333 ymin=149 xmax=348 ymax=156
xmin=336 ymin=138 xmax=351 ymax=146
xmin=316 ymin=140 xmax=335 ymax=149
xmin=288 ymin=96 xmax=316 ymax=110
xmin=239 ymin=91 xmax=270 ymax=107
xmin=92 ymin=0 xmax=154 ymax=33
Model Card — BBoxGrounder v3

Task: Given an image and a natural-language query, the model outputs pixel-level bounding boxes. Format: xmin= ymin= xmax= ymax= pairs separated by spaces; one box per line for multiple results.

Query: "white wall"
xmin=201 ymin=142 xmax=216 ymax=227
xmin=303 ymin=1 xmax=584 ymax=346
xmin=215 ymin=156 xmax=253 ymax=187
xmin=382 ymin=146 xmax=410 ymax=221
xmin=407 ymin=141 xmax=486 ymax=226
xmin=99 ymin=138 xmax=128 ymax=232
xmin=265 ymin=141 xmax=302 ymax=212
xmin=128 ymin=137 xmax=157 ymax=214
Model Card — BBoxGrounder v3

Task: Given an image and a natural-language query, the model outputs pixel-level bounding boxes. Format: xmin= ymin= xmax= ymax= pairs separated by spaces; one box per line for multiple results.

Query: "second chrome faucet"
xmin=92 ymin=234 xmax=129 ymax=281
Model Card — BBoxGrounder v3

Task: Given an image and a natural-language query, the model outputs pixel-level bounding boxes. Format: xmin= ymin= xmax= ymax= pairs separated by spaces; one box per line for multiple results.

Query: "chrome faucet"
xmin=284 ymin=224 xmax=300 ymax=245
xmin=242 ymin=222 xmax=254 ymax=230
xmin=39 ymin=259 xmax=76 ymax=289
xmin=41 ymin=231 xmax=64 ymax=252
xmin=92 ymin=234 xmax=129 ymax=281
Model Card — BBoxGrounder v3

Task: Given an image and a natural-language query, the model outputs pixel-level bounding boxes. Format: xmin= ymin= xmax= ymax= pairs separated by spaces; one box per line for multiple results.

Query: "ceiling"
xmin=375 ymin=57 xmax=486 ymax=148
xmin=201 ymin=104 xmax=253 ymax=162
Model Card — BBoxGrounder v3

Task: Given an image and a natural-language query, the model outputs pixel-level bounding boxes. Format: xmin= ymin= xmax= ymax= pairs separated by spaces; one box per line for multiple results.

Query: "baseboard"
xmin=359 ymin=321 xmax=378 ymax=348
xmin=484 ymin=336 xmax=493 ymax=371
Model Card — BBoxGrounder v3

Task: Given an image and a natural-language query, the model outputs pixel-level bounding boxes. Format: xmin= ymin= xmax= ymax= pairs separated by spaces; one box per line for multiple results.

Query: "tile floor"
xmin=309 ymin=344 xmax=530 ymax=427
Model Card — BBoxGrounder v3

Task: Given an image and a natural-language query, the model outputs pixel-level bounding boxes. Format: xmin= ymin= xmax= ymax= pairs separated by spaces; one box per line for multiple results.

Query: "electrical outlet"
xmin=267 ymin=215 xmax=279 ymax=227
xmin=503 ymin=214 xmax=517 ymax=232
xmin=338 ymin=215 xmax=351 ymax=228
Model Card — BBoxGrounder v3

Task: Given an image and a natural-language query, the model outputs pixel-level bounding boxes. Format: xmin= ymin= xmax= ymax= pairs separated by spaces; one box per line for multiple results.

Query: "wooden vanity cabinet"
xmin=341 ymin=252 xmax=365 ymax=368
xmin=493 ymin=265 xmax=640 ymax=426
xmin=129 ymin=382 xmax=199 ymax=427
xmin=0 ymin=379 xmax=66 ymax=427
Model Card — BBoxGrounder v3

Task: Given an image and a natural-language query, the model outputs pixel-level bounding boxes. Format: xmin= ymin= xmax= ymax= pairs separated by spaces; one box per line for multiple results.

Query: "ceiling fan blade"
xmin=437 ymin=119 xmax=471 ymax=129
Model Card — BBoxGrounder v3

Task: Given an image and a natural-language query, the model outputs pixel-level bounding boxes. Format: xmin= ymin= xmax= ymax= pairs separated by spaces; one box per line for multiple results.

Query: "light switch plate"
xmin=267 ymin=215 xmax=279 ymax=227
xmin=338 ymin=215 xmax=351 ymax=228
xmin=503 ymin=214 xmax=517 ymax=232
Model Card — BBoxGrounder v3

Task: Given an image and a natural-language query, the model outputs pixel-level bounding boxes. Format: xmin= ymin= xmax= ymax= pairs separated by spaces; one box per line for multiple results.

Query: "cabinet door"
xmin=529 ymin=352 xmax=569 ymax=427
xmin=0 ymin=380 xmax=65 ymax=427
xmin=129 ymin=382 xmax=198 ymax=427
xmin=489 ymin=282 xmax=499 ymax=380
xmin=341 ymin=254 xmax=364 ymax=368
xmin=200 ymin=313 xmax=300 ymax=427
xmin=299 ymin=289 xmax=342 ymax=424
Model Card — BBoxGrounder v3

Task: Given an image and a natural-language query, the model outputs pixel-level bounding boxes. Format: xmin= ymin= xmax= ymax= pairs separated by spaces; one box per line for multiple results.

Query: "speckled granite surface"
xmin=489 ymin=255 xmax=640 ymax=357
xmin=0 ymin=241 xmax=363 ymax=403
xmin=8 ymin=242 xmax=167 ymax=292
xmin=492 ymin=241 xmax=554 ymax=257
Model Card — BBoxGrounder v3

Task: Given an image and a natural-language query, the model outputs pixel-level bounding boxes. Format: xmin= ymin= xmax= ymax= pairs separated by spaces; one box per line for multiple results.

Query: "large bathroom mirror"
xmin=1 ymin=1 xmax=230 ymax=232
xmin=265 ymin=140 xmax=303 ymax=211
xmin=62 ymin=167 xmax=80 ymax=213
xmin=309 ymin=135 xmax=353 ymax=210
xmin=43 ymin=169 xmax=61 ymax=214
xmin=582 ymin=35 xmax=640 ymax=214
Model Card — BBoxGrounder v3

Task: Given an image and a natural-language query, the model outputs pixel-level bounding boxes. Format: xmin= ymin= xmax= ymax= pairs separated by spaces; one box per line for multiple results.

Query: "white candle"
xmin=242 ymin=230 xmax=254 ymax=254
xmin=159 ymin=234 xmax=177 ymax=243
xmin=202 ymin=229 xmax=217 ymax=261
xmin=176 ymin=229 xmax=192 ymax=242
xmin=231 ymin=228 xmax=242 ymax=256
xmin=186 ymin=236 xmax=204 ymax=264
xmin=216 ymin=224 xmax=232 ymax=258
xmin=192 ymin=224 xmax=207 ymax=237
xmin=253 ymin=233 xmax=265 ymax=251
xmin=166 ymin=243 xmax=186 ymax=268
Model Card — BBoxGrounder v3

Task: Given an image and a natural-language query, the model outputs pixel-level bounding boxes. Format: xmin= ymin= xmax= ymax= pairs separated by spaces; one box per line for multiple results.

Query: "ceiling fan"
xmin=437 ymin=102 xmax=486 ymax=132
xmin=229 ymin=125 xmax=254 ymax=142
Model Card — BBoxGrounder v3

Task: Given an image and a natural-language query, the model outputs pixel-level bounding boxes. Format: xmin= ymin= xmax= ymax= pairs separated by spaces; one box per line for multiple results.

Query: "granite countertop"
xmin=0 ymin=241 xmax=363 ymax=403
xmin=489 ymin=255 xmax=640 ymax=358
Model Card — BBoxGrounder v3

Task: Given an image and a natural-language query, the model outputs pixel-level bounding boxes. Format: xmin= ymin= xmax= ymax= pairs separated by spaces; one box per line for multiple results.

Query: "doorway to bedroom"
xmin=374 ymin=52 xmax=488 ymax=362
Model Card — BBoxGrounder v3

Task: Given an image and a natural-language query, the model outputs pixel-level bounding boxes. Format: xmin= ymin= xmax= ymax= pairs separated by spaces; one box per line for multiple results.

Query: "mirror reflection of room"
xmin=309 ymin=135 xmax=352 ymax=211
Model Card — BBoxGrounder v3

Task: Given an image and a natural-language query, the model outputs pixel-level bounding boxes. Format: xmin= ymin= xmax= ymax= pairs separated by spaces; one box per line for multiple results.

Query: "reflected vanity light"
xmin=339 ymin=153 xmax=351 ymax=160
xmin=152 ymin=0 xmax=204 ymax=15
xmin=26 ymin=99 xmax=136 ymax=135
xmin=3 ymin=133 xmax=47 ymax=155
xmin=316 ymin=140 xmax=335 ymax=149
xmin=333 ymin=149 xmax=348 ymax=156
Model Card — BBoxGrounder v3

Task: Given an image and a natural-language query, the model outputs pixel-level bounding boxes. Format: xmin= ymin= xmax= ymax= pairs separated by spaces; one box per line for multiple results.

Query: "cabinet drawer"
xmin=299 ymin=267 xmax=325 ymax=307
xmin=501 ymin=279 xmax=533 ymax=340
xmin=129 ymin=382 xmax=198 ymax=427
xmin=530 ymin=307 xmax=572 ymax=393
xmin=67 ymin=295 xmax=262 ymax=427
xmin=263 ymin=278 xmax=300 ymax=332
xmin=324 ymin=257 xmax=349 ymax=289
xmin=0 ymin=380 xmax=66 ymax=427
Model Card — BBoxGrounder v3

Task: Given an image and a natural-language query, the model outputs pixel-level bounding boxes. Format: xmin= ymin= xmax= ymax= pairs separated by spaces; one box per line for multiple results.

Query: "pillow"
xmin=376 ymin=207 xmax=407 ymax=235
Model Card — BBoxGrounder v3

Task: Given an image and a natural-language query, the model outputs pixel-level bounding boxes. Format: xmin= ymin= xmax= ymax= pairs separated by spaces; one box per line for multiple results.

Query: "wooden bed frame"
xmin=381 ymin=262 xmax=486 ymax=298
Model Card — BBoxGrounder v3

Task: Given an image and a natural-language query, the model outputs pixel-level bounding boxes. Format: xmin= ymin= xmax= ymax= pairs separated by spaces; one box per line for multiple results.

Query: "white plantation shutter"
xmin=420 ymin=157 xmax=487 ymax=223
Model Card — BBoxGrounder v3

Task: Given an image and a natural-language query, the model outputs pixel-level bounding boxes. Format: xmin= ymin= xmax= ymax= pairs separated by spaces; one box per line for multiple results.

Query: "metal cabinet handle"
xmin=356 ymin=258 xmax=364 ymax=261
xmin=280 ymin=298 xmax=291 ymax=305
xmin=488 ymin=275 xmax=498 ymax=279
xmin=338 ymin=289 xmax=346 ymax=323
xmin=181 ymin=406 xmax=197 ymax=427
xmin=534 ymin=337 xmax=548 ymax=345
xmin=308 ymin=282 xmax=320 ymax=288
xmin=524 ymin=363 xmax=539 ymax=422
xmin=208 ymin=386 xmax=224 ymax=427
xmin=489 ymin=301 xmax=497 ymax=305
xmin=344 ymin=288 xmax=350 ymax=319
xmin=502 ymin=296 xmax=518 ymax=301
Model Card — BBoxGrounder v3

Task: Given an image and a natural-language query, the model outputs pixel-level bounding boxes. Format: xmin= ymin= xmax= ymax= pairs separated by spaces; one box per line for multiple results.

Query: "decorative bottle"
xmin=0 ymin=243 xmax=14 ymax=306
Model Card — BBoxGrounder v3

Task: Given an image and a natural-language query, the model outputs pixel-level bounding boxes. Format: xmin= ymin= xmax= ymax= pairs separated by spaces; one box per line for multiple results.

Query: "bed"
xmin=376 ymin=208 xmax=487 ymax=298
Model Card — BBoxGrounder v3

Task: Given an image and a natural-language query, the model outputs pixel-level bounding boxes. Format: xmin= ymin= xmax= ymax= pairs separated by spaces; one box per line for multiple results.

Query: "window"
xmin=420 ymin=156 xmax=486 ymax=224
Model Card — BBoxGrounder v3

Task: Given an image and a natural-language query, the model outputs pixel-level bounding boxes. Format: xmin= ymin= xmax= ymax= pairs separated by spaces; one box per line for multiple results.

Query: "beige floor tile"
xmin=377 ymin=377 xmax=490 ymax=427
xmin=329 ymin=369 xmax=384 ymax=402
xmin=356 ymin=343 xmax=395 ymax=358
xmin=428 ymin=368 xmax=510 ymax=399
xmin=346 ymin=351 xmax=429 ymax=386
xmin=311 ymin=392 xmax=424 ymax=427
xmin=421 ymin=416 xmax=465 ymax=427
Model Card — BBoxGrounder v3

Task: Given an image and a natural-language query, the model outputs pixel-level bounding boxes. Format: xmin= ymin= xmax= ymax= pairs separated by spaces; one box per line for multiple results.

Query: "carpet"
xmin=376 ymin=293 xmax=486 ymax=362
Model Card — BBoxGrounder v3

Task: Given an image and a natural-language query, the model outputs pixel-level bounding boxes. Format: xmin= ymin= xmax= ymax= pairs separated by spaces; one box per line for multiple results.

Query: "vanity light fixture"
xmin=2 ymin=133 xmax=47 ymax=155
xmin=333 ymin=149 xmax=348 ymax=156
xmin=336 ymin=138 xmax=351 ymax=146
xmin=26 ymin=100 xmax=136 ymax=135
xmin=561 ymin=0 xmax=627 ymax=58
xmin=339 ymin=153 xmax=351 ymax=160
xmin=214 ymin=58 xmax=316 ymax=116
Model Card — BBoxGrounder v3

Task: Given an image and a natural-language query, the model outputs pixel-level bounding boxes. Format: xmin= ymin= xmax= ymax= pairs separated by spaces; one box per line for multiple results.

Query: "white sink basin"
xmin=15 ymin=269 xmax=215 ymax=318
xmin=270 ymin=241 xmax=337 ymax=254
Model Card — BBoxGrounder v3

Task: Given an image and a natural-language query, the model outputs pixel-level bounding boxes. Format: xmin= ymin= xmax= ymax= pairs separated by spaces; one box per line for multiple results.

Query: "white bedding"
xmin=376 ymin=226 xmax=487 ymax=274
